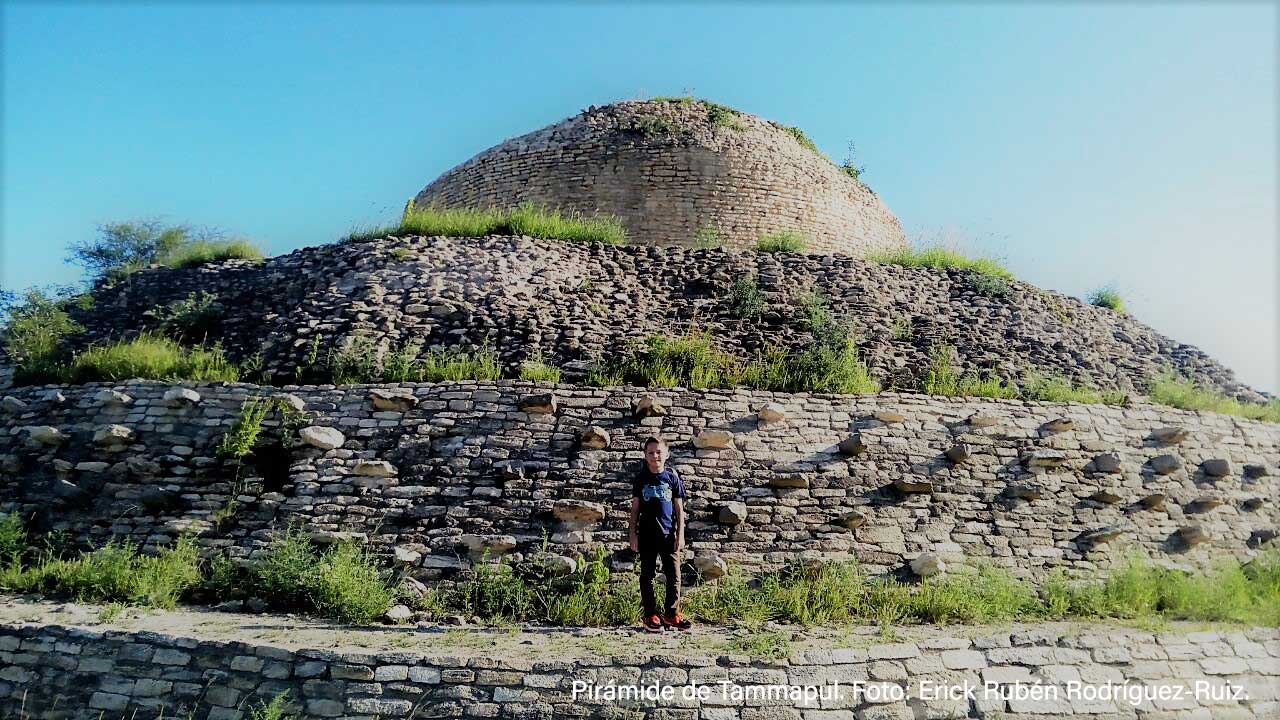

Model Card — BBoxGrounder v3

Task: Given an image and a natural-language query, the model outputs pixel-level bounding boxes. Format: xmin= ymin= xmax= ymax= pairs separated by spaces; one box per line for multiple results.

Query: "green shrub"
xmin=217 ymin=396 xmax=274 ymax=459
xmin=2 ymin=289 xmax=84 ymax=384
xmin=617 ymin=332 xmax=737 ymax=390
xmin=330 ymin=336 xmax=501 ymax=385
xmin=347 ymin=202 xmax=625 ymax=245
xmin=211 ymin=525 xmax=395 ymax=624
xmin=1089 ymin=286 xmax=1126 ymax=313
xmin=0 ymin=513 xmax=26 ymax=566
xmin=969 ymin=272 xmax=1011 ymax=298
xmin=727 ymin=277 xmax=765 ymax=319
xmin=776 ymin=124 xmax=819 ymax=153
xmin=756 ymin=231 xmax=808 ymax=253
xmin=0 ymin=536 xmax=201 ymax=609
xmin=248 ymin=692 xmax=294 ymax=720
xmin=634 ymin=116 xmax=673 ymax=136
xmin=69 ymin=220 xmax=206 ymax=280
xmin=693 ymin=225 xmax=724 ymax=249
xmin=704 ymin=102 xmax=744 ymax=131
xmin=1147 ymin=374 xmax=1280 ymax=422
xmin=866 ymin=244 xmax=1012 ymax=279
xmin=150 ymin=291 xmax=222 ymax=341
xmin=840 ymin=142 xmax=864 ymax=181
xmin=62 ymin=333 xmax=239 ymax=384
xmin=160 ymin=239 xmax=264 ymax=269
xmin=920 ymin=345 xmax=1018 ymax=399
xmin=889 ymin=316 xmax=914 ymax=341
xmin=520 ymin=355 xmax=561 ymax=383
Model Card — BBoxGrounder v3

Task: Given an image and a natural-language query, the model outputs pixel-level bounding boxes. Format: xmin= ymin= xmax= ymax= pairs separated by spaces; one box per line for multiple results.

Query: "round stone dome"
xmin=413 ymin=99 xmax=907 ymax=254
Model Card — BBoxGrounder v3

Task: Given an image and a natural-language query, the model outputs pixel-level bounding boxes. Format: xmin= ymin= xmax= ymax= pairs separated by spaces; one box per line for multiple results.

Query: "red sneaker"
xmin=642 ymin=614 xmax=663 ymax=633
xmin=662 ymin=612 xmax=692 ymax=631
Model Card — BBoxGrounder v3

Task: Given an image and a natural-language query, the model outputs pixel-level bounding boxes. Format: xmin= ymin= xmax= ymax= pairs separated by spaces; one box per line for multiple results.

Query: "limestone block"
xmin=634 ymin=394 xmax=666 ymax=417
xmin=309 ymin=530 xmax=367 ymax=545
xmin=769 ymin=475 xmax=809 ymax=489
xmin=370 ymin=388 xmax=418 ymax=411
xmin=1151 ymin=426 xmax=1189 ymax=444
xmin=458 ymin=534 xmax=517 ymax=559
xmin=393 ymin=546 xmax=423 ymax=565
xmin=894 ymin=476 xmax=933 ymax=494
xmin=1177 ymin=526 xmax=1209 ymax=548
xmin=94 ymin=389 xmax=132 ymax=406
xmin=163 ymin=387 xmax=201 ymax=406
xmin=910 ymin=553 xmax=945 ymax=578
xmin=693 ymin=429 xmax=735 ymax=449
xmin=384 ymin=605 xmax=414 ymax=623
xmin=1 ymin=396 xmax=27 ymax=413
xmin=1092 ymin=453 xmax=1122 ymax=473
xmin=353 ymin=460 xmax=397 ymax=477
xmin=525 ymin=552 xmax=577 ymax=577
xmin=1042 ymin=417 xmax=1075 ymax=432
xmin=967 ymin=413 xmax=1000 ymax=428
xmin=1022 ymin=449 xmax=1068 ymax=469
xmin=518 ymin=392 xmax=557 ymax=414
xmin=944 ymin=444 xmax=971 ymax=463
xmin=552 ymin=499 xmax=607 ymax=528
xmin=43 ymin=390 xmax=65 ymax=404
xmin=26 ymin=425 xmax=67 ymax=445
xmin=692 ymin=552 xmax=727 ymax=579
xmin=757 ymin=402 xmax=786 ymax=423
xmin=1200 ymin=458 xmax=1232 ymax=477
xmin=1149 ymin=454 xmax=1181 ymax=475
xmin=836 ymin=509 xmax=869 ymax=530
xmin=875 ymin=410 xmax=906 ymax=423
xmin=579 ymin=425 xmax=610 ymax=449
xmin=837 ymin=433 xmax=867 ymax=456
xmin=277 ymin=393 xmax=306 ymax=412
xmin=300 ymin=426 xmax=345 ymax=450
xmin=719 ymin=502 xmax=748 ymax=525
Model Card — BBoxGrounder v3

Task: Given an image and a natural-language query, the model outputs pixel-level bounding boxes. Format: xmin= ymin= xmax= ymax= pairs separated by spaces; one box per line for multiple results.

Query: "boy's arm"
xmin=629 ymin=498 xmax=640 ymax=552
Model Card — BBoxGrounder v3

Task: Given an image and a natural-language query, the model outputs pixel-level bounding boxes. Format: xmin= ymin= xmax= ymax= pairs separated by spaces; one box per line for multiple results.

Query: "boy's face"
xmin=644 ymin=442 xmax=669 ymax=471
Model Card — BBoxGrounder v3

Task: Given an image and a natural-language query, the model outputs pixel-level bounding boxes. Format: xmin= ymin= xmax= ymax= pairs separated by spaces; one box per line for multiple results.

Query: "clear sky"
xmin=2 ymin=2 xmax=1276 ymax=392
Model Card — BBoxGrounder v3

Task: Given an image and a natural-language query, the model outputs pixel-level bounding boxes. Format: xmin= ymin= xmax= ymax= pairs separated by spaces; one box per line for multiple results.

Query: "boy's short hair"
xmin=643 ymin=435 xmax=668 ymax=451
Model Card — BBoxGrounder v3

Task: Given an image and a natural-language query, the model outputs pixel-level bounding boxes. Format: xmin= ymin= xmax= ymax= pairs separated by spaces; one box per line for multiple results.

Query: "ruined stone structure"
xmin=414 ymin=100 xmax=907 ymax=254
xmin=2 ymin=98 xmax=1278 ymax=719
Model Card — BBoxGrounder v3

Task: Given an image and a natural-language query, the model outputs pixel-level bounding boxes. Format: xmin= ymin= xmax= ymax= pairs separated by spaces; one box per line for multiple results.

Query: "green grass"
xmin=0 ymin=513 xmax=26 ymax=566
xmin=889 ymin=315 xmax=914 ymax=341
xmin=62 ymin=333 xmax=240 ymax=384
xmin=1022 ymin=374 xmax=1127 ymax=405
xmin=0 ymin=536 xmax=202 ymax=610
xmin=775 ymin=124 xmax=819 ymax=153
xmin=634 ymin=115 xmax=673 ymax=136
xmin=205 ymin=524 xmax=395 ymax=624
xmin=346 ymin=202 xmax=626 ymax=245
xmin=329 ymin=336 xmax=502 ymax=384
xmin=217 ymin=396 xmax=274 ymax=459
xmin=1147 ymin=374 xmax=1280 ymax=422
xmin=1089 ymin=286 xmax=1126 ymax=313
xmin=158 ymin=238 xmax=264 ymax=269
xmin=866 ymin=244 xmax=1013 ymax=279
xmin=520 ymin=355 xmax=561 ymax=383
xmin=248 ymin=693 xmax=294 ymax=720
xmin=728 ymin=631 xmax=791 ymax=659
xmin=649 ymin=96 xmax=745 ymax=130
xmin=755 ymin=231 xmax=808 ymax=253
xmin=418 ymin=551 xmax=1280 ymax=628
xmin=693 ymin=225 xmax=724 ymax=249
xmin=921 ymin=345 xmax=1019 ymax=399
xmin=727 ymin=277 xmax=765 ymax=319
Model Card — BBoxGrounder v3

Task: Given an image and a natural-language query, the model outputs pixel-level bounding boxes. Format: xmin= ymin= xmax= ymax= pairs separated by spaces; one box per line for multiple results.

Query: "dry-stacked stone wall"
xmin=53 ymin=235 xmax=1260 ymax=402
xmin=2 ymin=620 xmax=1276 ymax=719
xmin=414 ymin=101 xmax=906 ymax=255
xmin=2 ymin=381 xmax=1276 ymax=583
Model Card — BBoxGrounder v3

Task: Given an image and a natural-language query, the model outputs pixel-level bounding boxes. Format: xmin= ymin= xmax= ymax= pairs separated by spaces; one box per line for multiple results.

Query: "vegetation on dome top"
xmin=648 ymin=96 xmax=746 ymax=131
xmin=345 ymin=201 xmax=626 ymax=245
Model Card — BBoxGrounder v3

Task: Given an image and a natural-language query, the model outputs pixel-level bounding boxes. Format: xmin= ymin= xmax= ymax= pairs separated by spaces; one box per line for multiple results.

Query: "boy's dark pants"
xmin=638 ymin=531 xmax=680 ymax=617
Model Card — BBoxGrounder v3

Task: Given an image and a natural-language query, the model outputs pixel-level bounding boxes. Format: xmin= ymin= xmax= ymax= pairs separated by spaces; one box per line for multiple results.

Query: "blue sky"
xmin=3 ymin=2 xmax=1276 ymax=391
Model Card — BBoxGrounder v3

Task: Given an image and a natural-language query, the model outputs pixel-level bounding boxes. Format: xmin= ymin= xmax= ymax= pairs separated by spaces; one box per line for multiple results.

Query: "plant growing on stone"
xmin=1089 ymin=285 xmax=1126 ymax=313
xmin=150 ymin=290 xmax=223 ymax=342
xmin=247 ymin=692 xmax=295 ymax=720
xmin=705 ymin=101 xmax=745 ymax=131
xmin=520 ymin=353 xmax=561 ymax=383
xmin=889 ymin=315 xmax=914 ymax=341
xmin=727 ymin=277 xmax=765 ymax=319
xmin=839 ymin=141 xmax=865 ymax=181
xmin=2 ymin=288 xmax=84 ymax=385
xmin=62 ymin=333 xmax=240 ymax=384
xmin=866 ymin=244 xmax=1012 ymax=280
xmin=1020 ymin=373 xmax=1125 ymax=405
xmin=217 ymin=396 xmax=274 ymax=459
xmin=633 ymin=115 xmax=673 ymax=137
xmin=347 ymin=201 xmax=626 ymax=245
xmin=0 ymin=512 xmax=26 ymax=568
xmin=772 ymin=122 xmax=820 ymax=154
xmin=921 ymin=344 xmax=1019 ymax=399
xmin=693 ymin=224 xmax=724 ymax=249
xmin=968 ymin=271 xmax=1011 ymax=298
xmin=68 ymin=219 xmax=207 ymax=281
xmin=755 ymin=231 xmax=808 ymax=253
xmin=0 ymin=535 xmax=202 ymax=609
xmin=1147 ymin=373 xmax=1280 ymax=422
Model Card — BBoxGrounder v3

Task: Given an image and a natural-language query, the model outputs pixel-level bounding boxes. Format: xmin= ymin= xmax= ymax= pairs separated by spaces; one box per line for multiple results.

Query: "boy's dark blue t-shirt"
xmin=632 ymin=465 xmax=686 ymax=538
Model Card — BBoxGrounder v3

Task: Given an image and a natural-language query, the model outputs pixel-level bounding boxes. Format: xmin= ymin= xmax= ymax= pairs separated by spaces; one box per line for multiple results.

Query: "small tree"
xmin=67 ymin=219 xmax=221 ymax=281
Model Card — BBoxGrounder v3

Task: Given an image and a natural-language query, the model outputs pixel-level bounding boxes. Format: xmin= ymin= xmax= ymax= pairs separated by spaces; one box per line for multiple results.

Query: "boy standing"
xmin=629 ymin=435 xmax=692 ymax=632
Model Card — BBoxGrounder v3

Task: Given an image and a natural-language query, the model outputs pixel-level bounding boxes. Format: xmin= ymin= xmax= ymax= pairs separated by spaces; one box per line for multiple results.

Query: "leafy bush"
xmin=866 ymin=244 xmax=1012 ymax=280
xmin=248 ymin=693 xmax=295 ymax=720
xmin=150 ymin=291 xmax=222 ymax=341
xmin=208 ymin=525 xmax=395 ymax=624
xmin=62 ymin=334 xmax=240 ymax=384
xmin=217 ymin=396 xmax=274 ymax=459
xmin=347 ymin=202 xmax=626 ymax=245
xmin=0 ymin=513 xmax=26 ymax=566
xmin=67 ymin=220 xmax=263 ymax=281
xmin=756 ymin=231 xmax=808 ymax=253
xmin=2 ymin=289 xmax=84 ymax=384
xmin=1147 ymin=374 xmax=1280 ymax=422
xmin=634 ymin=116 xmax=673 ymax=136
xmin=969 ymin=272 xmax=1011 ymax=298
xmin=0 ymin=536 xmax=202 ymax=609
xmin=1089 ymin=286 xmax=1126 ymax=313
xmin=704 ymin=102 xmax=744 ymax=131
xmin=727 ymin=277 xmax=765 ymax=319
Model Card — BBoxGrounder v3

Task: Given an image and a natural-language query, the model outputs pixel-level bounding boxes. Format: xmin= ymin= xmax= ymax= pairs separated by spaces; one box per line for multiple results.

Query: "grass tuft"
xmin=755 ymin=231 xmax=808 ymax=253
xmin=727 ymin=277 xmax=765 ymax=319
xmin=1147 ymin=374 xmax=1280 ymax=422
xmin=63 ymin=333 xmax=239 ymax=384
xmin=866 ymin=244 xmax=1012 ymax=279
xmin=158 ymin=239 xmax=263 ymax=269
xmin=1089 ymin=286 xmax=1126 ymax=313
xmin=346 ymin=202 xmax=626 ymax=245
xmin=329 ymin=336 xmax=501 ymax=385
xmin=0 ymin=536 xmax=202 ymax=609
xmin=520 ymin=354 xmax=562 ymax=383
